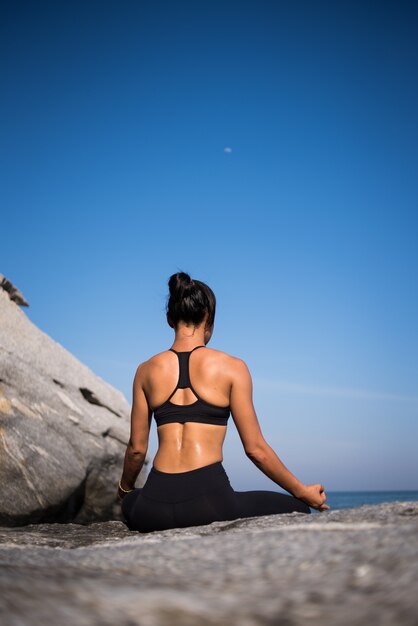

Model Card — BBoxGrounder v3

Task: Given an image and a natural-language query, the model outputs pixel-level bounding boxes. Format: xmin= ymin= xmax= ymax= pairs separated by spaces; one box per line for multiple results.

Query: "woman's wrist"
xmin=290 ymin=482 xmax=307 ymax=499
xmin=118 ymin=479 xmax=135 ymax=493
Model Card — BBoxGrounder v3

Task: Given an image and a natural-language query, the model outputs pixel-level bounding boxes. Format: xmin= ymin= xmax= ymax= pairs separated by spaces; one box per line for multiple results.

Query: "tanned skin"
xmin=118 ymin=314 xmax=330 ymax=512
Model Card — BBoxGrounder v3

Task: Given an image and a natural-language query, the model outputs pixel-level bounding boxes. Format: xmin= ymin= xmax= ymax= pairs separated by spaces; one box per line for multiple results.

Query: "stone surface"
xmin=0 ymin=501 xmax=417 ymax=625
xmin=0 ymin=287 xmax=150 ymax=526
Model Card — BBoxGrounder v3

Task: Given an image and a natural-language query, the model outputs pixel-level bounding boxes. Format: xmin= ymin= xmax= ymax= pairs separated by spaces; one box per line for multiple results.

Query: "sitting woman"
xmin=118 ymin=271 xmax=329 ymax=533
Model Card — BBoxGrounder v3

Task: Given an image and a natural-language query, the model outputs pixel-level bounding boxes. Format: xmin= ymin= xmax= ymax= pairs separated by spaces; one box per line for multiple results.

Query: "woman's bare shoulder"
xmin=133 ymin=350 xmax=172 ymax=377
xmin=202 ymin=347 xmax=248 ymax=373
xmin=135 ymin=347 xmax=248 ymax=376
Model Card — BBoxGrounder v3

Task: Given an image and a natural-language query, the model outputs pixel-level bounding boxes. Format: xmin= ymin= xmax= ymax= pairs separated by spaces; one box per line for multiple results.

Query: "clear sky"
xmin=1 ymin=1 xmax=417 ymax=492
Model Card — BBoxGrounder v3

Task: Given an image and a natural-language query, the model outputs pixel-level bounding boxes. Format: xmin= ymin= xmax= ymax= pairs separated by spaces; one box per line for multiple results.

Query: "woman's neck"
xmin=170 ymin=326 xmax=206 ymax=352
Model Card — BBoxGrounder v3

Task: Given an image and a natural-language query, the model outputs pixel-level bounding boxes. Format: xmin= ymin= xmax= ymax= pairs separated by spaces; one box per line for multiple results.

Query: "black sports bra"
xmin=153 ymin=345 xmax=231 ymax=428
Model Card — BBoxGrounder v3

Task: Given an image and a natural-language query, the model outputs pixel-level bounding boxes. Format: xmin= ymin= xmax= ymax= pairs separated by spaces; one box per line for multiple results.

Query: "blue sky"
xmin=1 ymin=1 xmax=417 ymax=492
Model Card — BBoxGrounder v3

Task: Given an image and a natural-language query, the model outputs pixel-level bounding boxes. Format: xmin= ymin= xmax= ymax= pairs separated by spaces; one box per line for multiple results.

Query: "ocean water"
xmin=318 ymin=490 xmax=418 ymax=511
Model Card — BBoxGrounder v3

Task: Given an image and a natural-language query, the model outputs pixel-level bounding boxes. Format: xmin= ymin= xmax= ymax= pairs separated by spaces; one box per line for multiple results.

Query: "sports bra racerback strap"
xmin=153 ymin=345 xmax=230 ymax=427
xmin=169 ymin=345 xmax=205 ymax=390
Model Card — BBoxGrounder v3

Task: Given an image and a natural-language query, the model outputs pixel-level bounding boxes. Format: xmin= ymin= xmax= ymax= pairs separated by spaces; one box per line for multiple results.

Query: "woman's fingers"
xmin=316 ymin=484 xmax=329 ymax=510
xmin=299 ymin=483 xmax=330 ymax=510
xmin=319 ymin=504 xmax=331 ymax=511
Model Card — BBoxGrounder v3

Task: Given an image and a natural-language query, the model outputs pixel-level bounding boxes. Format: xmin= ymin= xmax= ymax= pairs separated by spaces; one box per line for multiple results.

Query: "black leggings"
xmin=121 ymin=461 xmax=311 ymax=533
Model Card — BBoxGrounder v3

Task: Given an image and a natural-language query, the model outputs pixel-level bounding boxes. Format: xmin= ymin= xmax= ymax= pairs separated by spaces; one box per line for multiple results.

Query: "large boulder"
xmin=0 ymin=280 xmax=150 ymax=526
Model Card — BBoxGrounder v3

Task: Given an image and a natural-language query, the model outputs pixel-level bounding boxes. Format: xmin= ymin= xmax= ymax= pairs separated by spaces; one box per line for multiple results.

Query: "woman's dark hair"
xmin=166 ymin=272 xmax=216 ymax=329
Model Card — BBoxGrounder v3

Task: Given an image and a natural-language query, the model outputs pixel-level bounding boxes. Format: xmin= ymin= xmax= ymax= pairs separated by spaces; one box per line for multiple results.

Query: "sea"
xmin=315 ymin=490 xmax=418 ymax=511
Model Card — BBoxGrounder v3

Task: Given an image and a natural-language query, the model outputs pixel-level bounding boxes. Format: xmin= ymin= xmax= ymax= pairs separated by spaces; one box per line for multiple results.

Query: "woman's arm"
xmin=229 ymin=358 xmax=329 ymax=510
xmin=118 ymin=363 xmax=151 ymax=497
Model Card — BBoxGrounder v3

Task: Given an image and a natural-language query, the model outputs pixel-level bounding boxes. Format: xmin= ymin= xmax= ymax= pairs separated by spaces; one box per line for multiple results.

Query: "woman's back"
xmin=142 ymin=345 xmax=236 ymax=473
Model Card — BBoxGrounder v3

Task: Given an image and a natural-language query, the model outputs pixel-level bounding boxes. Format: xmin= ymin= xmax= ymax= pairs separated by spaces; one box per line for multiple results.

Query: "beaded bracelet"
xmin=118 ymin=480 xmax=135 ymax=493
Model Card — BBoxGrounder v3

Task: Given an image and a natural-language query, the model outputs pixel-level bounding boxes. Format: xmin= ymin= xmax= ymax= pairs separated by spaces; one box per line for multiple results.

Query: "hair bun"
xmin=166 ymin=271 xmax=216 ymax=329
xmin=168 ymin=271 xmax=193 ymax=296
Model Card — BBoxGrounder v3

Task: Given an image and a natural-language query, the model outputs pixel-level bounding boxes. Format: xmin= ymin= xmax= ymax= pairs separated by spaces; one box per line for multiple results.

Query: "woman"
xmin=118 ymin=272 xmax=330 ymax=533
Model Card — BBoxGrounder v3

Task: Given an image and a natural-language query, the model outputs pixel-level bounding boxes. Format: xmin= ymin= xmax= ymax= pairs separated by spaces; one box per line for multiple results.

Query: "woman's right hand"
xmin=297 ymin=483 xmax=330 ymax=511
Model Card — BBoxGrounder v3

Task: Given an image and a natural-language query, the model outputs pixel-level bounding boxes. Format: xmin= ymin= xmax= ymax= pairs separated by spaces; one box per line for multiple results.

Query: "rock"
xmin=0 ymin=286 xmax=150 ymax=526
xmin=0 ymin=274 xmax=29 ymax=306
xmin=0 ymin=501 xmax=416 ymax=625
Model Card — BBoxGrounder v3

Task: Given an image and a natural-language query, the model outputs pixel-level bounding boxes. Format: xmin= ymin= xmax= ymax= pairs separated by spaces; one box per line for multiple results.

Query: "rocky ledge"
xmin=0 ymin=279 xmax=150 ymax=526
xmin=0 ymin=500 xmax=417 ymax=626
